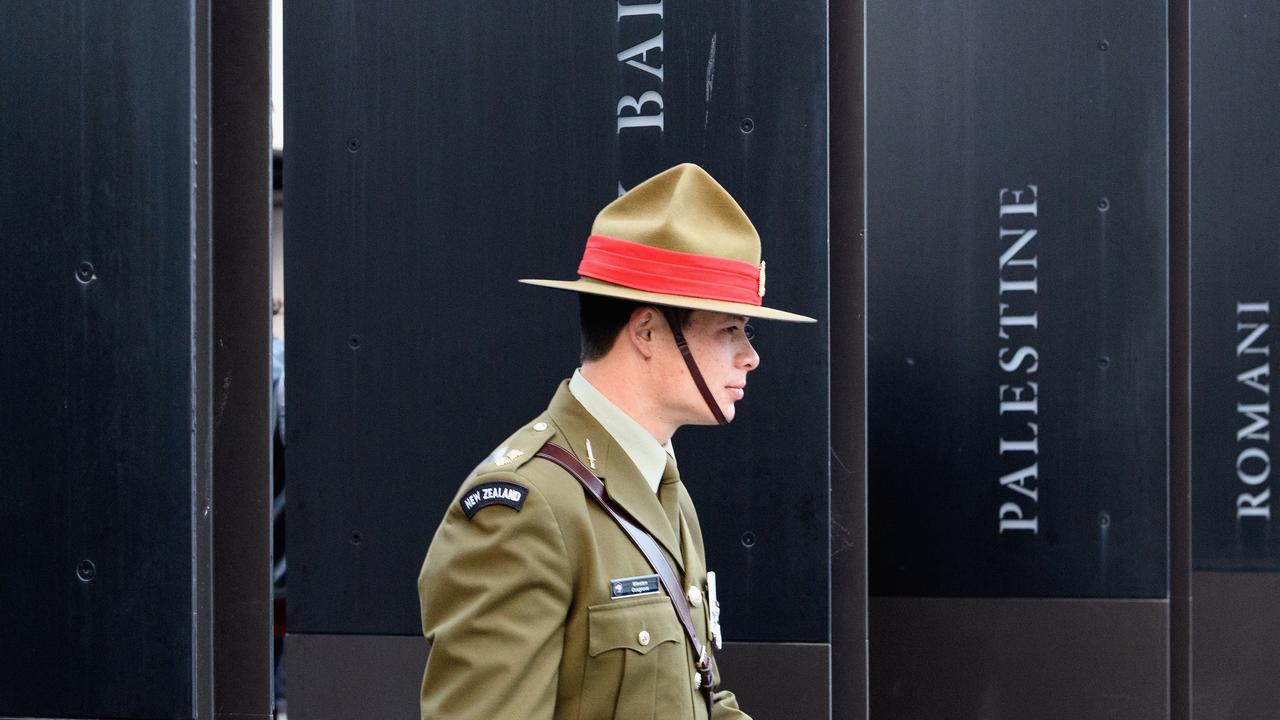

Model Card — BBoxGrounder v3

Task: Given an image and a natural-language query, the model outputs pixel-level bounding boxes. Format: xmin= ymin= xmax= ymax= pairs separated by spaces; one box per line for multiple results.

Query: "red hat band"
xmin=576 ymin=234 xmax=764 ymax=307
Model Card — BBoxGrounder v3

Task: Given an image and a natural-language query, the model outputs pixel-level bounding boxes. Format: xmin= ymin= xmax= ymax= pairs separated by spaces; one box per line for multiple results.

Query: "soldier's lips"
xmin=725 ymin=385 xmax=746 ymax=400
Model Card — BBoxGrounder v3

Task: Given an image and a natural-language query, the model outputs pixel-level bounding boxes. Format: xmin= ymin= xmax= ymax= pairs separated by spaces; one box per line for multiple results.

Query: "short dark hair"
xmin=578 ymin=294 xmax=692 ymax=362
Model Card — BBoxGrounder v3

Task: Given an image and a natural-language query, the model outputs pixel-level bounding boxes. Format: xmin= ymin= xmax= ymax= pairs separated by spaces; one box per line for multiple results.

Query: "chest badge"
xmin=610 ymin=574 xmax=661 ymax=599
xmin=707 ymin=570 xmax=723 ymax=649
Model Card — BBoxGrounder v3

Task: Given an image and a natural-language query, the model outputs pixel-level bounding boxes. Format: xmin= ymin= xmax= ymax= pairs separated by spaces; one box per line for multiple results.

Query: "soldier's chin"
xmin=715 ymin=402 xmax=737 ymax=423
xmin=690 ymin=401 xmax=735 ymax=425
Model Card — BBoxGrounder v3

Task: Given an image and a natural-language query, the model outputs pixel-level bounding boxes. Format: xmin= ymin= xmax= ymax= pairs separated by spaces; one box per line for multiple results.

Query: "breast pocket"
xmin=583 ymin=595 xmax=690 ymax=720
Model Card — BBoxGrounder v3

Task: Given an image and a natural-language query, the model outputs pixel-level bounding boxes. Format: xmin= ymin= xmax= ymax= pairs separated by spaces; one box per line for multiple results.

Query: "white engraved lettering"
xmin=997 ymin=185 xmax=1040 ymax=534
xmin=1236 ymin=303 xmax=1271 ymax=521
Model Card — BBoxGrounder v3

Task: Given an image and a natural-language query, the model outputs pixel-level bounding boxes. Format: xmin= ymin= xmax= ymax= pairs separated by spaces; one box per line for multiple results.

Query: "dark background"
xmin=286 ymin=0 xmax=830 ymax=642
xmin=1191 ymin=0 xmax=1280 ymax=571
xmin=867 ymin=0 xmax=1169 ymax=598
xmin=0 ymin=2 xmax=196 ymax=717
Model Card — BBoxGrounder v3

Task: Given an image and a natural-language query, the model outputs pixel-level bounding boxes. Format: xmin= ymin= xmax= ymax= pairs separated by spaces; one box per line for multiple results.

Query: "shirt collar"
xmin=569 ymin=368 xmax=673 ymax=494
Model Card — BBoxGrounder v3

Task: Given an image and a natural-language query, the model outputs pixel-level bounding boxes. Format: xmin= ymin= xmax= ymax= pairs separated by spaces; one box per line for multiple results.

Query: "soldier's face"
xmin=659 ymin=310 xmax=760 ymax=426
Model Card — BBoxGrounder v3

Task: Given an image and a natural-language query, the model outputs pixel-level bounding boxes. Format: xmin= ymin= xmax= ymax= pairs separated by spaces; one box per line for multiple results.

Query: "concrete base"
xmin=287 ymin=634 xmax=426 ymax=720
xmin=870 ymin=596 xmax=1169 ymax=719
xmin=1192 ymin=571 xmax=1280 ymax=720
xmin=715 ymin=642 xmax=831 ymax=719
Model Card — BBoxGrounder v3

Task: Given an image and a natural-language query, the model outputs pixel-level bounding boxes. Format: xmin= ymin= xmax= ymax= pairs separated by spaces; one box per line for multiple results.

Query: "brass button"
xmin=687 ymin=586 xmax=702 ymax=607
xmin=637 ymin=630 xmax=651 ymax=646
xmin=533 ymin=422 xmax=548 ymax=432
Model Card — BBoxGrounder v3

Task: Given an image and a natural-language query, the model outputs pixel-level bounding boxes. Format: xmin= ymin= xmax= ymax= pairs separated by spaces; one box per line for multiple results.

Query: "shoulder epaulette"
xmin=472 ymin=416 xmax=560 ymax=476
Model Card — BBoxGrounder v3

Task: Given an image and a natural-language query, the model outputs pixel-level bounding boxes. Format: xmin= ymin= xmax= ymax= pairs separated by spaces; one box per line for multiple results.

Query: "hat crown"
xmin=590 ymin=164 xmax=760 ymax=265
xmin=517 ymin=163 xmax=815 ymax=323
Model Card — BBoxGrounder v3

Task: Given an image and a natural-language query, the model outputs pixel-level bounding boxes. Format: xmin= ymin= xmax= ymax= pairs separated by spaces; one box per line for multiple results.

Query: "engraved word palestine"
xmin=1235 ymin=302 xmax=1271 ymax=521
xmin=997 ymin=185 xmax=1040 ymax=535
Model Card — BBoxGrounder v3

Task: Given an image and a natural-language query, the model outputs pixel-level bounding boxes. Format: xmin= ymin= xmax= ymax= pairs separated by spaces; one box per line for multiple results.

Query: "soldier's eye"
xmin=744 ymin=324 xmax=755 ymax=340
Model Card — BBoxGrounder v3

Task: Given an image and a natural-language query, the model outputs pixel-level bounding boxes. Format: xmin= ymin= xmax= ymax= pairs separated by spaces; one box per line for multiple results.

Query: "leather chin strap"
xmin=660 ymin=308 xmax=729 ymax=426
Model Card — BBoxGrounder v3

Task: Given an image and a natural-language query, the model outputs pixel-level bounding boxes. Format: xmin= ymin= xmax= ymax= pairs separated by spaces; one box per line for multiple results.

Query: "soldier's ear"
xmin=626 ymin=306 xmax=659 ymax=359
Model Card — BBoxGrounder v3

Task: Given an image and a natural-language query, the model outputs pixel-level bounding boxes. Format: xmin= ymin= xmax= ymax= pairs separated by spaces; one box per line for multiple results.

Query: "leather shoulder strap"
xmin=534 ymin=442 xmax=715 ymax=712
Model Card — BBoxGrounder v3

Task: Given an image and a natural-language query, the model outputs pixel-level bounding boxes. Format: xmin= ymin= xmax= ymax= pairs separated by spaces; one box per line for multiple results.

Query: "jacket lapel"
xmin=545 ymin=382 xmax=685 ymax=572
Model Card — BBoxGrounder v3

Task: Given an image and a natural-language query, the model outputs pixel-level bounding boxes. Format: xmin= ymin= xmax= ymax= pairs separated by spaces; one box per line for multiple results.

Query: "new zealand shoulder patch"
xmin=460 ymin=481 xmax=528 ymax=519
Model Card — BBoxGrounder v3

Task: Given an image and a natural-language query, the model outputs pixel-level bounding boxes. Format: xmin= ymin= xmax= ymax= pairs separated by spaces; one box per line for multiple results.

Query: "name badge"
xmin=610 ymin=574 xmax=661 ymax=599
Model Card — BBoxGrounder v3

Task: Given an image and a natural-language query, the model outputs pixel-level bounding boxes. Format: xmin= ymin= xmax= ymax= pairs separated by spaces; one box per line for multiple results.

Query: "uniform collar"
xmin=546 ymin=381 xmax=684 ymax=571
xmin=569 ymin=368 xmax=674 ymax=494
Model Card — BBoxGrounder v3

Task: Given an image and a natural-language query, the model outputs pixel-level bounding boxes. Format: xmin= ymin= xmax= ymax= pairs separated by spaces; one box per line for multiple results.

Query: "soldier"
xmin=417 ymin=163 xmax=814 ymax=719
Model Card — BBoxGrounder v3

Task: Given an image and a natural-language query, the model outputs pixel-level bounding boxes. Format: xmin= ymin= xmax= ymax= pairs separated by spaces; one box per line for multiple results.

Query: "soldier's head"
xmin=578 ymin=294 xmax=759 ymax=426
xmin=579 ymin=295 xmax=691 ymax=363
xmin=522 ymin=163 xmax=812 ymax=429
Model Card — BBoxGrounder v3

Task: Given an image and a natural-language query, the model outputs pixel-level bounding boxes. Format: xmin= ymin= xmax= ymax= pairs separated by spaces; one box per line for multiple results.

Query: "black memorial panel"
xmin=286 ymin=1 xmax=828 ymax=640
xmin=867 ymin=1 xmax=1168 ymax=598
xmin=0 ymin=2 xmax=195 ymax=717
xmin=1191 ymin=0 xmax=1280 ymax=571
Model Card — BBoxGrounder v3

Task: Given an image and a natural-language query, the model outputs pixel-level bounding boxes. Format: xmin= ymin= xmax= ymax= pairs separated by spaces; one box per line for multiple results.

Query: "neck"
xmin=580 ymin=360 xmax=678 ymax=444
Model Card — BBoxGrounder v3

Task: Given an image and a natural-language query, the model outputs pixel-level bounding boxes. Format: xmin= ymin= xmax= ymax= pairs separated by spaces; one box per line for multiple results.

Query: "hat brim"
xmin=519 ymin=277 xmax=816 ymax=323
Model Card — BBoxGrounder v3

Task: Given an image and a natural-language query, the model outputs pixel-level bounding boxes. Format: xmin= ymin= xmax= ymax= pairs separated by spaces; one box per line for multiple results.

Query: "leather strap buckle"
xmin=697 ymin=647 xmax=714 ymax=689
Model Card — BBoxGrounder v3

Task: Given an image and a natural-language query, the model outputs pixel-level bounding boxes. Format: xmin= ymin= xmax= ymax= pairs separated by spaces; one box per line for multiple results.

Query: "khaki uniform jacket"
xmin=419 ymin=381 xmax=750 ymax=720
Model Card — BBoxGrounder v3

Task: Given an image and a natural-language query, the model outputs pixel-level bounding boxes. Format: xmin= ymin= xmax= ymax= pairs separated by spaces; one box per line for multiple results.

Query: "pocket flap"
xmin=588 ymin=596 xmax=682 ymax=656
